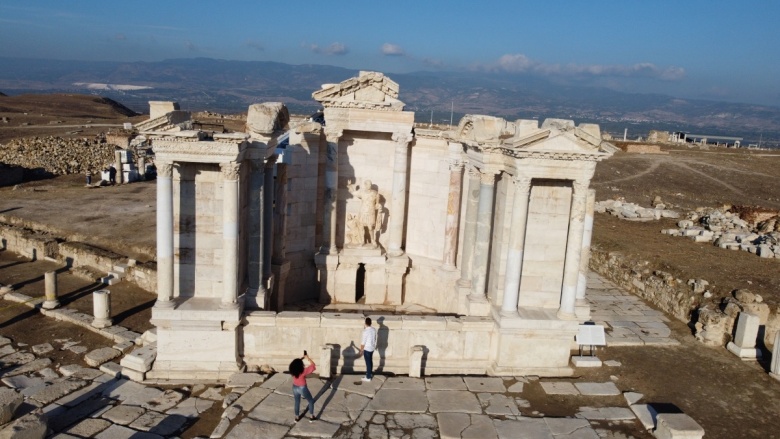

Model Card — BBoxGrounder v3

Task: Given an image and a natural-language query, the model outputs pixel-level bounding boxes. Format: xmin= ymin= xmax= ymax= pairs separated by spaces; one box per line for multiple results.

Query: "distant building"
xmin=672 ymin=131 xmax=742 ymax=148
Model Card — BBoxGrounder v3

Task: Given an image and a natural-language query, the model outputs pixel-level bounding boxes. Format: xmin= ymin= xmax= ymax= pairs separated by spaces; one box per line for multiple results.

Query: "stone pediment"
xmin=312 ymin=71 xmax=405 ymax=111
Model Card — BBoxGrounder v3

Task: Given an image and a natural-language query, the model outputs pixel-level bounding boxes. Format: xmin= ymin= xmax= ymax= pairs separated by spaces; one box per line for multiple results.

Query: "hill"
xmin=0 ymin=57 xmax=778 ymax=144
xmin=0 ymin=93 xmax=137 ymax=119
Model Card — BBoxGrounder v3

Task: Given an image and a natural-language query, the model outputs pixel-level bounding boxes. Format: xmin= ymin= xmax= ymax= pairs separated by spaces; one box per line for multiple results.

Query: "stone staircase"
xmin=100 ymin=262 xmax=129 ymax=286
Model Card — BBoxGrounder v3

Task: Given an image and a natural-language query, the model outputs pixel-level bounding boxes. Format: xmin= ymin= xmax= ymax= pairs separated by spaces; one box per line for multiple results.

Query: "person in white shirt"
xmin=358 ymin=317 xmax=377 ymax=381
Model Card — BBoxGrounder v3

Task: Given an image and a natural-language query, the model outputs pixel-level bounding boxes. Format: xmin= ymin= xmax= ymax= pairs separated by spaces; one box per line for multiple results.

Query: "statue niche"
xmin=346 ymin=179 xmax=383 ymax=248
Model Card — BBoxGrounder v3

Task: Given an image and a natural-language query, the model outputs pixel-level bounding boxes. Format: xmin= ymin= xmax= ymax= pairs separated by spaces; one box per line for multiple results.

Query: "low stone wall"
xmin=624 ymin=144 xmax=668 ymax=154
xmin=242 ymin=311 xmax=495 ymax=375
xmin=0 ymin=221 xmax=157 ymax=293
xmin=0 ymin=223 xmax=59 ymax=260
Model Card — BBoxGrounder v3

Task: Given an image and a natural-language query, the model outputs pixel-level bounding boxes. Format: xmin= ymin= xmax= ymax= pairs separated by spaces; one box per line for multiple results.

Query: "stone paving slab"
xmin=382 ymin=376 xmax=425 ymax=390
xmin=438 ymin=413 xmax=498 ymax=439
xmin=577 ymin=407 xmax=636 ymax=421
xmin=574 ymin=382 xmax=621 ymax=396
xmin=95 ymin=424 xmax=164 ymax=439
xmin=425 ymin=376 xmax=467 ymax=391
xmin=368 ymin=389 xmax=428 ymax=413
xmin=314 ymin=388 xmax=369 ymax=425
xmin=479 ymin=393 xmax=521 ymax=416
xmin=331 ymin=374 xmax=386 ymax=397
xmin=225 ymin=417 xmax=289 ymax=439
xmin=463 ymin=377 xmax=506 ymax=393
xmin=65 ymin=418 xmax=111 ymax=437
xmin=494 ymin=418 xmax=552 ymax=439
xmin=230 ymin=386 xmax=272 ymax=412
xmin=545 ymin=418 xmax=596 ymax=437
xmin=540 ymin=382 xmax=579 ymax=395
xmin=287 ymin=418 xmax=341 ymax=438
xmin=427 ymin=390 xmax=481 ymax=414
xmin=101 ymin=404 xmax=145 ymax=425
xmin=248 ymin=392 xmax=297 ymax=426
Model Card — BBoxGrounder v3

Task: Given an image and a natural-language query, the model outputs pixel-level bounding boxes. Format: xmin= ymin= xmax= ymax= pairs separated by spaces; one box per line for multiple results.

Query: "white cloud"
xmin=494 ymin=53 xmax=685 ymax=81
xmin=381 ymin=43 xmax=405 ymax=56
xmin=308 ymin=42 xmax=348 ymax=56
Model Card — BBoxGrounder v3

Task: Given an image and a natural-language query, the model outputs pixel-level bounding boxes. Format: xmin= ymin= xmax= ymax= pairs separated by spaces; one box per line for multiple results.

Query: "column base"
xmin=726 ymin=341 xmax=762 ymax=360
xmin=42 ymin=300 xmax=60 ymax=310
xmin=153 ymin=299 xmax=175 ymax=309
xmin=91 ymin=318 xmax=113 ymax=329
xmin=243 ymin=287 xmax=269 ymax=310
xmin=466 ymin=295 xmax=491 ymax=316
xmin=556 ymin=309 xmax=577 ymax=320
xmin=387 ymin=248 xmax=405 ymax=258
xmin=575 ymin=299 xmax=591 ymax=321
xmin=456 ymin=278 xmax=471 ymax=288
xmin=499 ymin=308 xmax=519 ymax=318
xmin=770 ymin=372 xmax=780 ymax=382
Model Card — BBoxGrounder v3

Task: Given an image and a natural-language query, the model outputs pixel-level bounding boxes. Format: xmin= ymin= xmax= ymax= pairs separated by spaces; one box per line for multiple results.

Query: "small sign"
xmin=576 ymin=324 xmax=606 ymax=346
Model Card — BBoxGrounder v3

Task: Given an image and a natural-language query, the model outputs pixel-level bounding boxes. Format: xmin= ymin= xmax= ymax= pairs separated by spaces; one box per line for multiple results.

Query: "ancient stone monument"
xmin=146 ymin=71 xmax=613 ymax=380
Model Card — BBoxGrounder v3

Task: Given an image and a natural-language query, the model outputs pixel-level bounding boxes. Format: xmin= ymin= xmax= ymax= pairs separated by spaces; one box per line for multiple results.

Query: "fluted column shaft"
xmin=442 ymin=158 xmax=464 ymax=270
xmin=155 ymin=162 xmax=174 ymax=308
xmin=272 ymin=163 xmax=288 ymax=263
xmin=322 ymin=129 xmax=342 ymax=254
xmin=263 ymin=156 xmax=277 ymax=278
xmin=500 ymin=177 xmax=532 ymax=315
xmin=221 ymin=162 xmax=241 ymax=309
xmin=388 ymin=132 xmax=413 ymax=257
xmin=468 ymin=169 xmax=497 ymax=301
xmin=576 ymin=189 xmax=596 ymax=300
xmin=457 ymin=167 xmax=481 ymax=287
xmin=558 ymin=180 xmax=589 ymax=319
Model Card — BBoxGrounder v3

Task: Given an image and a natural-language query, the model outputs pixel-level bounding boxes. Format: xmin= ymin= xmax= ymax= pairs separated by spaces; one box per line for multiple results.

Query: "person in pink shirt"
xmin=288 ymin=352 xmax=317 ymax=422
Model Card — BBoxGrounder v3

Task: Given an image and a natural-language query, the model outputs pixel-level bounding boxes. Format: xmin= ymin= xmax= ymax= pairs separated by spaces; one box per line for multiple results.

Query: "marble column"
xmin=263 ymin=156 xmax=277 ymax=280
xmin=321 ymin=128 xmax=342 ymax=254
xmin=388 ymin=132 xmax=413 ymax=257
xmin=272 ymin=163 xmax=288 ymax=264
xmin=468 ymin=168 xmax=498 ymax=302
xmin=442 ymin=158 xmax=464 ymax=270
xmin=558 ymin=180 xmax=589 ymax=320
xmin=456 ymin=167 xmax=481 ymax=287
xmin=500 ymin=177 xmax=532 ymax=316
xmin=220 ymin=162 xmax=241 ymax=309
xmin=246 ymin=160 xmax=266 ymax=307
xmin=576 ymin=189 xmax=596 ymax=301
xmin=114 ymin=150 xmax=124 ymax=185
xmin=155 ymin=162 xmax=174 ymax=308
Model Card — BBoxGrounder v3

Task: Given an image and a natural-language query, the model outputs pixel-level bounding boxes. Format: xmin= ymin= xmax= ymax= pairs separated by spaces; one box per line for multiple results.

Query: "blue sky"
xmin=1 ymin=1 xmax=778 ymax=106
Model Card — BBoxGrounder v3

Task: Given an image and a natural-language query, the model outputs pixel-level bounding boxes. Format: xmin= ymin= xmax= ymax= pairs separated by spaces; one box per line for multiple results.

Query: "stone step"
xmin=113 ymin=263 xmax=130 ymax=274
xmin=100 ymin=275 xmax=121 ymax=286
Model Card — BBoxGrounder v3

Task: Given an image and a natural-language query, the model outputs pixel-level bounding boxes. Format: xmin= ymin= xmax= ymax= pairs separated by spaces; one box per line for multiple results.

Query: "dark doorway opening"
xmin=356 ymin=263 xmax=366 ymax=303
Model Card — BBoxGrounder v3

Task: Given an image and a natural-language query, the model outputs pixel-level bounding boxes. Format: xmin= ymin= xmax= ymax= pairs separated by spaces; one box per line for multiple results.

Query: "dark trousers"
xmin=363 ymin=350 xmax=374 ymax=379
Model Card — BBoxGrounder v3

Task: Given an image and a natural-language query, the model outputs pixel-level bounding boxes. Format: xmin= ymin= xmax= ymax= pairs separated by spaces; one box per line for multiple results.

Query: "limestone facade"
xmin=148 ymin=71 xmax=613 ymax=379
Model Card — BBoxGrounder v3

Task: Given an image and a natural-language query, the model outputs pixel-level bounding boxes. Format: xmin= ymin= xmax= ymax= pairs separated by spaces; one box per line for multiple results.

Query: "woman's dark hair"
xmin=289 ymin=358 xmax=304 ymax=378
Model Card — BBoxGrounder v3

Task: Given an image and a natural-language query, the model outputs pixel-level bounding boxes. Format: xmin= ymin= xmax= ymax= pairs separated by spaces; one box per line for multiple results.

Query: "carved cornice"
xmin=501 ymin=148 xmax=609 ymax=162
xmin=153 ymin=140 xmax=246 ymax=158
xmin=220 ymin=162 xmax=241 ymax=181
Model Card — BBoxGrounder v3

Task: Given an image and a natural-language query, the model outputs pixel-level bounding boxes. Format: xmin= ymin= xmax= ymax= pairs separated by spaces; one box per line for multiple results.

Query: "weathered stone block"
xmin=653 ymin=413 xmax=704 ymax=439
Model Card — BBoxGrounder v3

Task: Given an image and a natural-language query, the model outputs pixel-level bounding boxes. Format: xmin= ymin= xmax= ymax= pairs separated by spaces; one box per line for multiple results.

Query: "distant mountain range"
xmin=1 ymin=57 xmax=778 ymax=145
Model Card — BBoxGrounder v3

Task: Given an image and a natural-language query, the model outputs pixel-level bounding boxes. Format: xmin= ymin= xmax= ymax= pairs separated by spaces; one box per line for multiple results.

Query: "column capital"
xmin=479 ymin=169 xmax=499 ymax=185
xmin=448 ymin=158 xmax=464 ymax=171
xmin=220 ymin=162 xmax=241 ymax=180
xmin=265 ymin=154 xmax=278 ymax=168
xmin=466 ymin=164 xmax=481 ymax=179
xmin=513 ymin=176 xmax=532 ymax=192
xmin=392 ymin=131 xmax=413 ymax=145
xmin=572 ymin=179 xmax=589 ymax=194
xmin=157 ymin=161 xmax=173 ymax=177
xmin=324 ymin=127 xmax=343 ymax=141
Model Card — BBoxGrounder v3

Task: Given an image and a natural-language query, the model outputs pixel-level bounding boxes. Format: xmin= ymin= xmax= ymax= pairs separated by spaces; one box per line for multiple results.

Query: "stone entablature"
xmin=313 ymin=71 xmax=403 ymax=111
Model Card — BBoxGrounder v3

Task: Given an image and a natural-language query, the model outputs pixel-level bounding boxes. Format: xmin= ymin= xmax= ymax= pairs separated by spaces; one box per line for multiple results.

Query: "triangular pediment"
xmin=312 ymin=71 xmax=405 ymax=111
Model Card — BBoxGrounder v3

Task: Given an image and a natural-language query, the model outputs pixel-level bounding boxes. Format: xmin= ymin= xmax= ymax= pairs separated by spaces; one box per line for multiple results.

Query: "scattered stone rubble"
xmin=595 ymin=198 xmax=680 ymax=221
xmin=661 ymin=206 xmax=780 ymax=258
xmin=0 ymin=135 xmax=117 ymax=176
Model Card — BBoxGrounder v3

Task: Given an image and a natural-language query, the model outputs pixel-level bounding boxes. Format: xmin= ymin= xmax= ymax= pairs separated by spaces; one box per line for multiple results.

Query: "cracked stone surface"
xmin=425 ymin=376 xmax=467 ymax=391
xmin=427 ymin=390 xmax=481 ymax=414
xmin=464 ymin=377 xmax=506 ymax=393
xmin=541 ymin=381 xmax=580 ymax=395
xmin=368 ymin=389 xmax=428 ymax=413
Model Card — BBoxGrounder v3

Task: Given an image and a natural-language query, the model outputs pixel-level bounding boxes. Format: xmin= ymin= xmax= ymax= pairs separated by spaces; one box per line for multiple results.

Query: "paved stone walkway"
xmin=0 ymin=269 xmax=679 ymax=438
xmin=585 ymin=272 xmax=679 ymax=347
